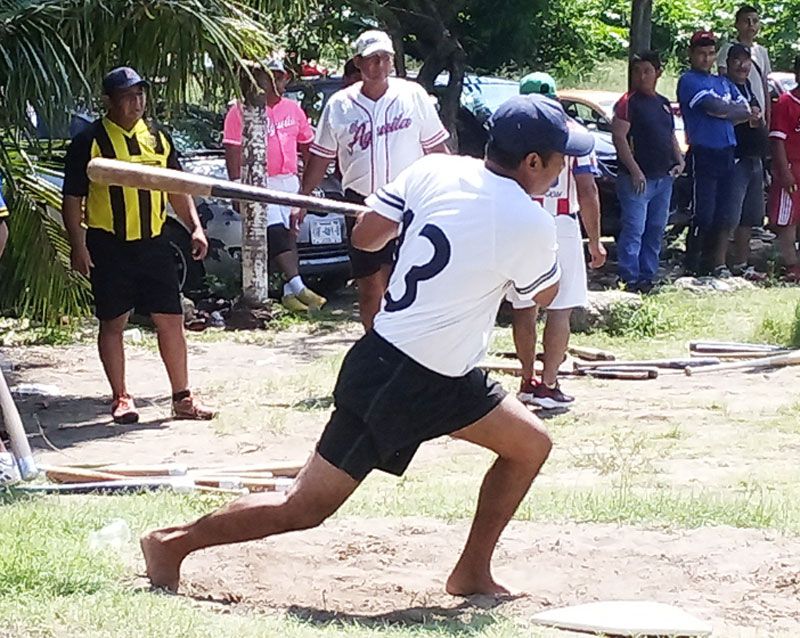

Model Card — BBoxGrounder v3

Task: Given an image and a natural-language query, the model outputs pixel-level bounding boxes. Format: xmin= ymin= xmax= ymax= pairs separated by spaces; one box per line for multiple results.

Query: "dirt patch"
xmin=167 ymin=518 xmax=800 ymax=637
xmin=4 ymin=316 xmax=800 ymax=637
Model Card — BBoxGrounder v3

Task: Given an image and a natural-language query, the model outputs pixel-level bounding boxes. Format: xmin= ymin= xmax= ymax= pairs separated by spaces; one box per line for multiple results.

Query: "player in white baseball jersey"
xmin=507 ymin=74 xmax=606 ymax=409
xmin=142 ymin=95 xmax=595 ymax=598
xmin=296 ymin=29 xmax=450 ymax=330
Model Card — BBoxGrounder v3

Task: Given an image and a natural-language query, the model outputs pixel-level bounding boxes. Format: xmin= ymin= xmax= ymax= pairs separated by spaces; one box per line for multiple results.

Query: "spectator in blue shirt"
xmin=677 ymin=30 xmax=753 ymax=277
xmin=612 ymin=50 xmax=685 ymax=292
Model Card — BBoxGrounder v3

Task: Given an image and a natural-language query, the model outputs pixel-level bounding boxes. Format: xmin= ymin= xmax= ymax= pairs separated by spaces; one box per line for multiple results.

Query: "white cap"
xmin=354 ymin=30 xmax=395 ymax=57
xmin=260 ymin=58 xmax=286 ymax=73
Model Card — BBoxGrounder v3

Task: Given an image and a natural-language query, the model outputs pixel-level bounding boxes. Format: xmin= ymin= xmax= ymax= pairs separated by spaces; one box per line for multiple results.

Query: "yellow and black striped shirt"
xmin=63 ymin=117 xmax=180 ymax=241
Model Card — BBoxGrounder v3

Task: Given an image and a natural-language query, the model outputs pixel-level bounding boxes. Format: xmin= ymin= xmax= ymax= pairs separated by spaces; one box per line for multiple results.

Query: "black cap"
xmin=727 ymin=43 xmax=752 ymax=60
xmin=489 ymin=94 xmax=595 ymax=158
xmin=102 ymin=67 xmax=149 ymax=95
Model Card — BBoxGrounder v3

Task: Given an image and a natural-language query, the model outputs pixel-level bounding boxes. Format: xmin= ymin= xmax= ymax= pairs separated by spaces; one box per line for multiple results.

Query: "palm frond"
xmin=0 ymin=0 xmax=299 ymax=324
xmin=0 ymin=144 xmax=93 ymax=322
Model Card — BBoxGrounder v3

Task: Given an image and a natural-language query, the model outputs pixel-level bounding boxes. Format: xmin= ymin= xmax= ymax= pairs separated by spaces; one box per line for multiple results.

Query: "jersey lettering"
xmin=346 ymin=115 xmax=414 ymax=153
xmin=385 ymin=210 xmax=452 ymax=312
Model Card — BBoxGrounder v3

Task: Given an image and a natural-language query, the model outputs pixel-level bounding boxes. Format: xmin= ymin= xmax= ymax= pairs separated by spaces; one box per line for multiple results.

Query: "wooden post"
xmin=240 ymin=66 xmax=270 ymax=307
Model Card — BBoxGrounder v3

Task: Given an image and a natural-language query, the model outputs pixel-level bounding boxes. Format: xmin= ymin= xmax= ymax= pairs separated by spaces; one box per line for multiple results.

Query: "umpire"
xmin=62 ymin=67 xmax=214 ymax=424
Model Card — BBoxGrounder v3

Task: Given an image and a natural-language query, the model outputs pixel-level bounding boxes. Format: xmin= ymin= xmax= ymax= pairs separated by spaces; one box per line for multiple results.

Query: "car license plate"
xmin=310 ymin=219 xmax=342 ymax=245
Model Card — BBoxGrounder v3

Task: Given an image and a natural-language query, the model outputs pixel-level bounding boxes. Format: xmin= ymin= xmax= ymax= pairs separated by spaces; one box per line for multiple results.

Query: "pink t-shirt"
xmin=222 ymin=98 xmax=314 ymax=176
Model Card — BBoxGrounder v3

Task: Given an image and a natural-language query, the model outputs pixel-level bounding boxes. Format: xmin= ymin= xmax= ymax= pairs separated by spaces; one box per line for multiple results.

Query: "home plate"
xmin=530 ymin=600 xmax=712 ymax=636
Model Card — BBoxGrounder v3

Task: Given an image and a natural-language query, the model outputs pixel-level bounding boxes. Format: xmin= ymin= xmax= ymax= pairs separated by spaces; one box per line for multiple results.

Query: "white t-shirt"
xmin=718 ymin=41 xmax=772 ymax=112
xmin=310 ymin=78 xmax=450 ymax=196
xmin=534 ymin=152 xmax=599 ymax=216
xmin=367 ymin=154 xmax=561 ymax=377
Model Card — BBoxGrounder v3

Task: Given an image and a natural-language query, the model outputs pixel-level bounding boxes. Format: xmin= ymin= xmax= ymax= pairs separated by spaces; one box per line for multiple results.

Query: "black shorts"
xmin=318 ymin=331 xmax=507 ymax=481
xmin=86 ymin=228 xmax=182 ymax=321
xmin=344 ymin=189 xmax=397 ymax=279
xmin=267 ymin=223 xmax=293 ymax=258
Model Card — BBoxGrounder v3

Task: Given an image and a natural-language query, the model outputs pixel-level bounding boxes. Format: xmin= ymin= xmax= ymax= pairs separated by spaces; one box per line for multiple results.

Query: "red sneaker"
xmin=517 ymin=377 xmax=539 ymax=405
xmin=532 ymin=381 xmax=575 ymax=410
xmin=782 ymin=265 xmax=800 ymax=283
xmin=112 ymin=394 xmax=139 ymax=424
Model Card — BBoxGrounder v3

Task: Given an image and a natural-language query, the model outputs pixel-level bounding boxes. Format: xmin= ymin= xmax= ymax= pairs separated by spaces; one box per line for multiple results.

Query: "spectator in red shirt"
xmin=768 ymin=55 xmax=800 ymax=281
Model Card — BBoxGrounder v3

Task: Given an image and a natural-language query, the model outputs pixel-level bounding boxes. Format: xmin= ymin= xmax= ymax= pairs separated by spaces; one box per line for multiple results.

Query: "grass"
xmin=491 ymin=286 xmax=800 ymax=359
xmin=2 ymin=478 xmax=799 ymax=638
xmin=5 ymin=286 xmax=800 ymax=636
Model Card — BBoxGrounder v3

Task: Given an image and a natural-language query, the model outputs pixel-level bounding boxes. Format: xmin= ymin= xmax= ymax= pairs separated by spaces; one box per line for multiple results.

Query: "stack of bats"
xmin=481 ymin=341 xmax=800 ymax=380
xmin=18 ymin=461 xmax=304 ymax=495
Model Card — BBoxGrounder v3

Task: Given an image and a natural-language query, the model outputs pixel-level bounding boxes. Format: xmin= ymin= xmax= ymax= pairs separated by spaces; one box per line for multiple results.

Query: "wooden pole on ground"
xmin=0 ymin=369 xmax=37 ymax=479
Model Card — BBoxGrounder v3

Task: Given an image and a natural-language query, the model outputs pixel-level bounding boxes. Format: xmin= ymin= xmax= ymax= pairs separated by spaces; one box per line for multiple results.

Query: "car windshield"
xmin=460 ymin=77 xmax=519 ymax=123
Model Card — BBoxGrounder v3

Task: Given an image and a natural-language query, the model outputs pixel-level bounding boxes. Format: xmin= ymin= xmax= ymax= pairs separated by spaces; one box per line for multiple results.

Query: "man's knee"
xmin=498 ymin=406 xmax=553 ymax=466
xmin=283 ymin=493 xmax=339 ymax=531
xmin=517 ymin=422 xmax=552 ymax=467
xmin=99 ymin=316 xmax=128 ymax=337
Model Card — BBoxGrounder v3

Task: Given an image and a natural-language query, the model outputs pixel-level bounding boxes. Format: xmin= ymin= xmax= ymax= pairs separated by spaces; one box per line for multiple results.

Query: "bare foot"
xmin=140 ymin=528 xmax=184 ymax=593
xmin=445 ymin=568 xmax=512 ymax=597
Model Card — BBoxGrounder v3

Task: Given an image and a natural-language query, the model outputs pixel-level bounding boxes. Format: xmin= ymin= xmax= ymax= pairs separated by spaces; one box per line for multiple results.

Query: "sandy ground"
xmin=3 ymin=319 xmax=800 ymax=637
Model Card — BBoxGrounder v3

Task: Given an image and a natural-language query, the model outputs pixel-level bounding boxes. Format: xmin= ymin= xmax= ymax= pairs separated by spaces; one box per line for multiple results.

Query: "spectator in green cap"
xmin=510 ymin=70 xmax=605 ymax=410
xmin=519 ymin=72 xmax=558 ymax=98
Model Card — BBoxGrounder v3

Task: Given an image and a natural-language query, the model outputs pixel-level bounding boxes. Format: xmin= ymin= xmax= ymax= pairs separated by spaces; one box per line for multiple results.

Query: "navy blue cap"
xmin=727 ymin=43 xmax=751 ymax=60
xmin=489 ymin=94 xmax=595 ymax=158
xmin=102 ymin=67 xmax=149 ymax=95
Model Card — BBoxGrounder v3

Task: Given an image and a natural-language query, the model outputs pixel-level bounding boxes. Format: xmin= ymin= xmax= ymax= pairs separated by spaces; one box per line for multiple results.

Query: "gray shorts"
xmin=731 ymin=156 xmax=765 ymax=228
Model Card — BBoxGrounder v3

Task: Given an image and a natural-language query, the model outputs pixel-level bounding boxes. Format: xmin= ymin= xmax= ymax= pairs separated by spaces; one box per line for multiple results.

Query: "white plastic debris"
xmin=88 ymin=519 xmax=132 ymax=551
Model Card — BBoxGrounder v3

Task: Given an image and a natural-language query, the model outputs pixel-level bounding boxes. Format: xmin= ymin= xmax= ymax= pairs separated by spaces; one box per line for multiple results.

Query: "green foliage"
xmin=0 ymin=0 xmax=290 ymax=324
xmin=604 ymin=297 xmax=677 ymax=338
xmin=0 ymin=147 xmax=93 ymax=322
xmin=754 ymin=299 xmax=800 ymax=347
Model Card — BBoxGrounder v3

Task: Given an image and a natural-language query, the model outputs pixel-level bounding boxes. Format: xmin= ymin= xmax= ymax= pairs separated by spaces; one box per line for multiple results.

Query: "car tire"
xmin=161 ymin=219 xmax=207 ymax=297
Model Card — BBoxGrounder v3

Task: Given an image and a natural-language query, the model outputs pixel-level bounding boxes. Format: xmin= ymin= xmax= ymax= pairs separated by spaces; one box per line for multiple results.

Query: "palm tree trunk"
xmin=240 ymin=82 xmax=270 ymax=307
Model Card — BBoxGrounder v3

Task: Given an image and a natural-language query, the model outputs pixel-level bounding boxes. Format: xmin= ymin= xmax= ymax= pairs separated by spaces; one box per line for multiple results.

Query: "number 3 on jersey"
xmin=384 ymin=210 xmax=451 ymax=312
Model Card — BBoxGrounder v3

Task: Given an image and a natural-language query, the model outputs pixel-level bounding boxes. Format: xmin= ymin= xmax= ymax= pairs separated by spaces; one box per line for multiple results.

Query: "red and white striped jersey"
xmin=533 ymin=152 xmax=598 ymax=216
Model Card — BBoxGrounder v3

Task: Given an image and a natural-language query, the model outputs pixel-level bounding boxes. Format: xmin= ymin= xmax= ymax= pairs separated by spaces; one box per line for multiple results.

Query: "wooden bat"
xmin=479 ymin=361 xmax=576 ymax=377
xmin=0 ymin=369 xmax=38 ymax=480
xmin=43 ymin=465 xmax=124 ymax=483
xmin=684 ymin=350 xmax=800 ymax=376
xmin=91 ymin=464 xmax=188 ymax=477
xmin=689 ymin=341 xmax=783 ymax=353
xmin=568 ymin=346 xmax=616 ymax=361
xmin=18 ymin=478 xmax=247 ymax=495
xmin=690 ymin=350 xmax=790 ymax=360
xmin=87 ymin=158 xmax=370 ymax=218
xmin=580 ymin=367 xmax=658 ymax=380
xmin=574 ymin=357 xmax=720 ymax=371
